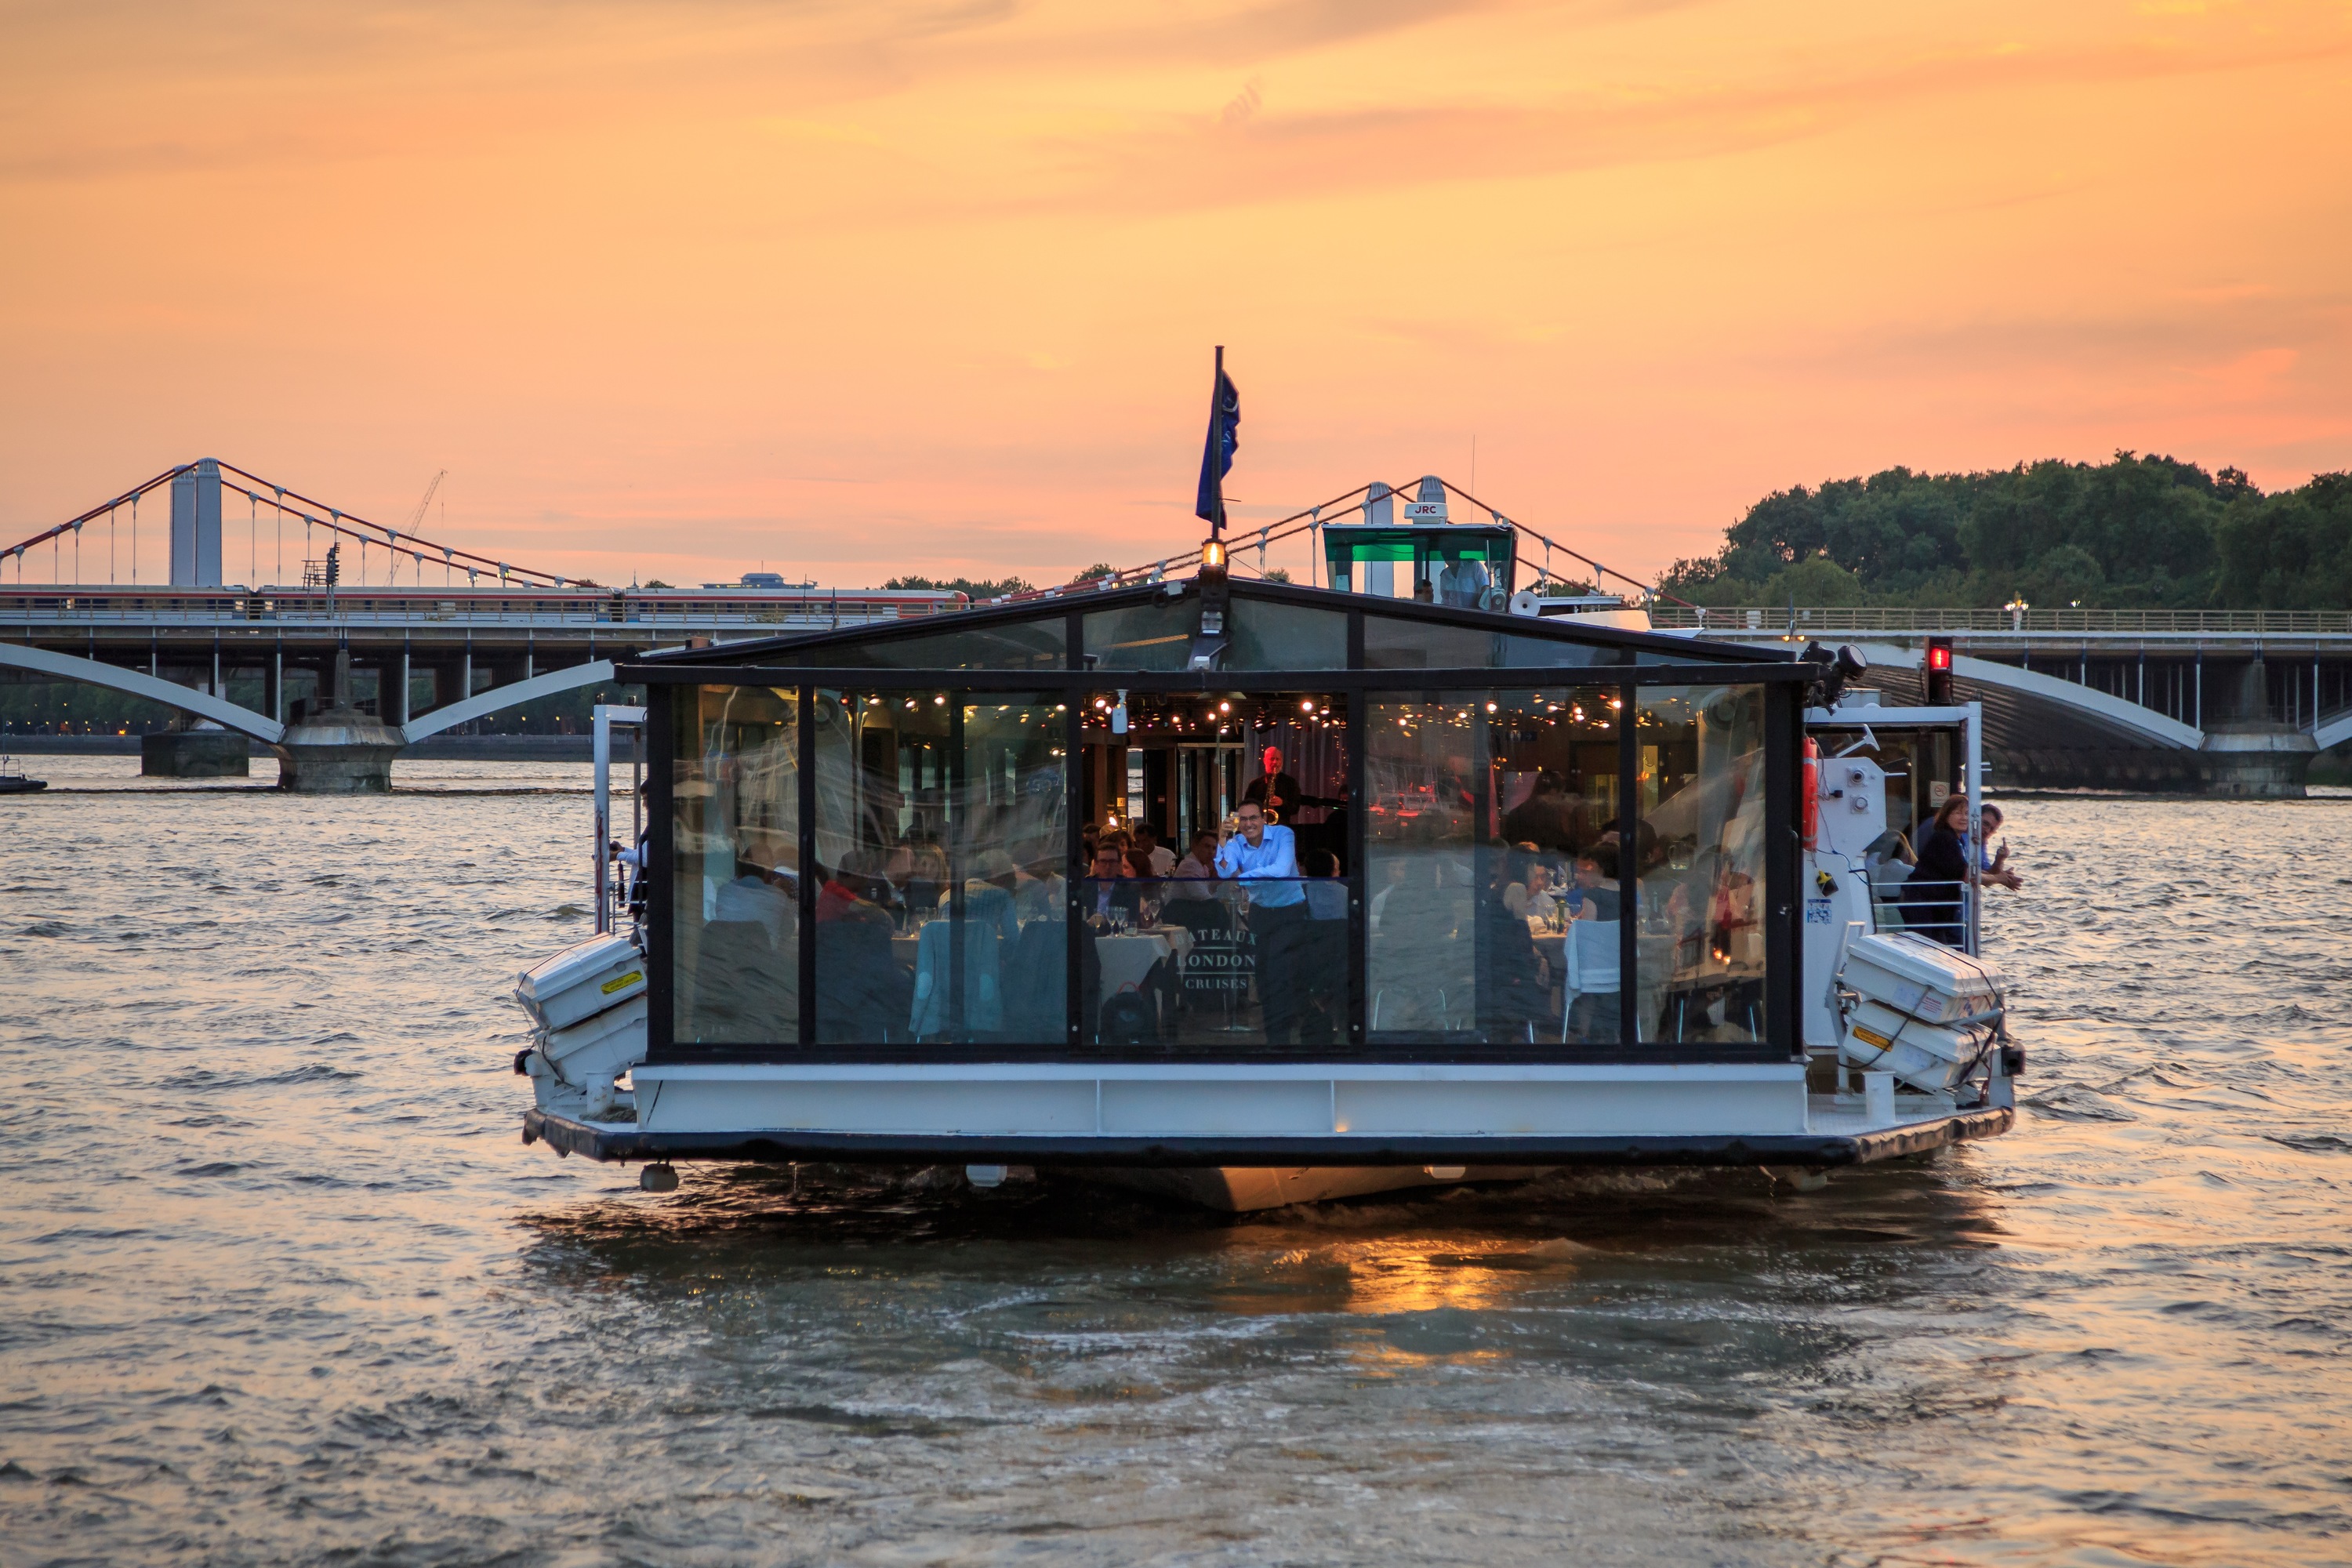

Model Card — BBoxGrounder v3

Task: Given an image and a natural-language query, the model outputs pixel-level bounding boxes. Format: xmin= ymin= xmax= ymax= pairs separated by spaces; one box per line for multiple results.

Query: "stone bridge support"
xmin=1846 ymin=642 xmax=2324 ymax=797
xmin=0 ymin=641 xmax=624 ymax=793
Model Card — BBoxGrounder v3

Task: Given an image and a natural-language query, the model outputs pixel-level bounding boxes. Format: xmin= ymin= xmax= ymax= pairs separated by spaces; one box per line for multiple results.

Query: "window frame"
xmin=639 ymin=598 xmax=1805 ymax=1067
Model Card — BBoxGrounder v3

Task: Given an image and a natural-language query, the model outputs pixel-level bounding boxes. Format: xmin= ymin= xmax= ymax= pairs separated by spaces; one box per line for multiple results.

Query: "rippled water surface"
xmin=5 ymin=755 xmax=2350 ymax=1566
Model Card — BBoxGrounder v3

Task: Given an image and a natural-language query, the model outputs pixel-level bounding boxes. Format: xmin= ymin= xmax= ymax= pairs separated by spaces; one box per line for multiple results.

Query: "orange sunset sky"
xmin=3 ymin=0 xmax=2348 ymax=591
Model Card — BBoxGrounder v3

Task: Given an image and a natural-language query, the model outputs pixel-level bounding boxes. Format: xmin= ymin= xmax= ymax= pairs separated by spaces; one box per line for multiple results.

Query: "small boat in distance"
xmin=0 ymin=753 xmax=47 ymax=794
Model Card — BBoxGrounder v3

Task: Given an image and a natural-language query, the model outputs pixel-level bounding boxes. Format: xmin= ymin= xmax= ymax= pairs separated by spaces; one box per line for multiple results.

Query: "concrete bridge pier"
xmin=274 ymin=649 xmax=405 ymax=793
xmin=143 ymin=727 xmax=249 ymax=778
xmin=2194 ymin=655 xmax=2319 ymax=798
xmin=141 ymin=675 xmax=251 ymax=778
xmin=2198 ymin=723 xmax=2319 ymax=797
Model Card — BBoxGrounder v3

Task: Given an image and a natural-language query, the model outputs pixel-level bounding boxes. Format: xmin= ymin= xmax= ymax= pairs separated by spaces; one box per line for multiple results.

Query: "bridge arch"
xmin=399 ymin=659 xmax=619 ymax=744
xmin=0 ymin=641 xmax=285 ymax=743
xmin=1845 ymin=641 xmax=2204 ymax=750
xmin=0 ymin=644 xmax=633 ymax=750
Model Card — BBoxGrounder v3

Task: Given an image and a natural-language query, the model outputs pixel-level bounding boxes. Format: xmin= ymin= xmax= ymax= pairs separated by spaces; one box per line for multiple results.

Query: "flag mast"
xmin=1208 ymin=344 xmax=1226 ymax=538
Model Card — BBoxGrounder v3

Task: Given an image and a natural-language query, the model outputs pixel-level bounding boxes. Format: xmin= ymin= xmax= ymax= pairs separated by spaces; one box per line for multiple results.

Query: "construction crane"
xmin=407 ymin=470 xmax=446 ymax=537
xmin=396 ymin=470 xmax=447 ymax=587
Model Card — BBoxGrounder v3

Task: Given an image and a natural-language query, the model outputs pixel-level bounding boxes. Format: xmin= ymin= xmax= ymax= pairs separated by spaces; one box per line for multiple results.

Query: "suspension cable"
xmin=1054 ymin=475 xmax=1693 ymax=608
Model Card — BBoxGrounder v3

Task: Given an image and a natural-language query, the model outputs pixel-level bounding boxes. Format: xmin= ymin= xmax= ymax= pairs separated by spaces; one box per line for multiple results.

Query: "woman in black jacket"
xmin=1901 ymin=794 xmax=1973 ymax=946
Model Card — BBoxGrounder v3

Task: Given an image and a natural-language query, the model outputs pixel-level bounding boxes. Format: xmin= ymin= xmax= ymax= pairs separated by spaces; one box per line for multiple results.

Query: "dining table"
xmin=1095 ymin=924 xmax=1194 ymax=997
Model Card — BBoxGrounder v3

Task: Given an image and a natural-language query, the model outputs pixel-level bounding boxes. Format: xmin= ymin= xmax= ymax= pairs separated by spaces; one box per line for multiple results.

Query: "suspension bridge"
xmin=7 ymin=461 xmax=2347 ymax=793
xmin=1072 ymin=475 xmax=2352 ymax=796
xmin=0 ymin=459 xmax=960 ymax=789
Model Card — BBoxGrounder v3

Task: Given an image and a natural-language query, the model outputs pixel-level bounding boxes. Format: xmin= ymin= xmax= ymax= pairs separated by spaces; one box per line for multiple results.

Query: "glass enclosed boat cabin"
xmin=542 ymin=571 xmax=2012 ymax=1174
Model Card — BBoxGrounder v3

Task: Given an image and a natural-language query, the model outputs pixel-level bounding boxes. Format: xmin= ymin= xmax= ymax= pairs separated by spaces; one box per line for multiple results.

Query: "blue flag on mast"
xmin=1194 ymin=354 xmax=1240 ymax=528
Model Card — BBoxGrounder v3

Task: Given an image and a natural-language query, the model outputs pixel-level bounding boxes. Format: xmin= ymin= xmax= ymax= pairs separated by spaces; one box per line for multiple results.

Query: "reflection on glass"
xmin=1363 ymin=617 xmax=1633 ymax=670
xmin=764 ymin=622 xmax=1065 ymax=670
xmin=1229 ymin=600 xmax=1347 ymax=670
xmin=1084 ymin=601 xmax=1196 ymax=671
xmin=1635 ymin=685 xmax=1769 ymax=1043
xmin=1363 ymin=618 xmax=1498 ymax=670
xmin=672 ymin=684 xmax=801 ymax=1047
xmin=1074 ymin=873 xmax=1349 ymax=1050
xmin=1364 ymin=689 xmax=1619 ymax=1045
xmin=1497 ymin=633 xmax=1623 ymax=668
xmin=812 ymin=691 xmax=1068 ymax=1044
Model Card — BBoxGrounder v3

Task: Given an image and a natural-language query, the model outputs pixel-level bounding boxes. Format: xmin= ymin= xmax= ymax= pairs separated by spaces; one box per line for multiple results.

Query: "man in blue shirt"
xmin=1217 ymin=802 xmax=1308 ymax=1042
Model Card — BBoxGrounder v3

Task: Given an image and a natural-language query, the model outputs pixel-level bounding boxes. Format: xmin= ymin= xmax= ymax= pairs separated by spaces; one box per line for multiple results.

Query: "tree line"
xmin=1661 ymin=452 xmax=2352 ymax=610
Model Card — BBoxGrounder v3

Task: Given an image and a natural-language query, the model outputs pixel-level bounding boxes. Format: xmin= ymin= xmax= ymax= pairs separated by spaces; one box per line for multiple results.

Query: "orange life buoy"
xmin=1802 ymin=737 xmax=1821 ymax=850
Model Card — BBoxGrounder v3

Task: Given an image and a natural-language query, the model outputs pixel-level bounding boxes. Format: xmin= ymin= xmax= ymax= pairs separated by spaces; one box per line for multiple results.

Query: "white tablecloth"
xmin=1096 ymin=926 xmax=1192 ymax=996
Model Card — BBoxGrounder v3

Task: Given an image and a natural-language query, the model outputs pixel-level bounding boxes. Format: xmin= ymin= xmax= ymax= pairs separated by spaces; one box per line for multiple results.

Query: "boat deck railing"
xmin=1653 ymin=604 xmax=2352 ymax=635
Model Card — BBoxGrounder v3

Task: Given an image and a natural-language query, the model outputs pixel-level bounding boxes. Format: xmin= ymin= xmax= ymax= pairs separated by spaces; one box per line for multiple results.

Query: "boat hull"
xmin=1076 ymin=1164 xmax=1551 ymax=1210
xmin=522 ymin=1103 xmax=2013 ymax=1176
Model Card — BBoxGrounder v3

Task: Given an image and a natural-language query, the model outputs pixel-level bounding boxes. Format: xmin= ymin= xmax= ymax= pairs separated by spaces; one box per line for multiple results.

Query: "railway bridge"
xmin=1 ymin=459 xmax=959 ymax=789
xmin=1651 ymin=606 xmax=2352 ymax=796
xmin=10 ymin=463 xmax=2347 ymax=795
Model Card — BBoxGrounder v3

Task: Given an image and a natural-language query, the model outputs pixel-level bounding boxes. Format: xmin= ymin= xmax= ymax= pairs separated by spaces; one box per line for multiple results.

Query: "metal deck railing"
xmin=1651 ymin=605 xmax=2352 ymax=636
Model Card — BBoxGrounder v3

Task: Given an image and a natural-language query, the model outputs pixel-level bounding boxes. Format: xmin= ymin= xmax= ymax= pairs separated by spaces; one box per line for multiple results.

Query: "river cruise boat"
xmin=512 ymin=514 xmax=2016 ymax=1207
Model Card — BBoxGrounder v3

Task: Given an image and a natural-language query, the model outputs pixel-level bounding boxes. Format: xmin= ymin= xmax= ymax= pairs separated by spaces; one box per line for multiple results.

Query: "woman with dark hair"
xmin=1901 ymin=793 xmax=1973 ymax=946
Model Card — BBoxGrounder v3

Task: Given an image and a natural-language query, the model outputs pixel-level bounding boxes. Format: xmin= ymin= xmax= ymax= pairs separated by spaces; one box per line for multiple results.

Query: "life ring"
xmin=1802 ymin=736 xmax=1821 ymax=849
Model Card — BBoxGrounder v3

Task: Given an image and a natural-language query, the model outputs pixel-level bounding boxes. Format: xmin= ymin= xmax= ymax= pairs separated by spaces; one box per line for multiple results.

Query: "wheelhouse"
xmin=1320 ymin=476 xmax=1518 ymax=609
xmin=625 ymin=577 xmax=1813 ymax=1083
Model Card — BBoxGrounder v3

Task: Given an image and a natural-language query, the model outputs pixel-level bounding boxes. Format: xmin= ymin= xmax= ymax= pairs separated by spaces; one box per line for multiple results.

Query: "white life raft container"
xmin=1838 ymin=931 xmax=2003 ymax=1026
xmin=515 ymin=933 xmax=646 ymax=1033
xmin=532 ymin=993 xmax=648 ymax=1118
xmin=1835 ymin=931 xmax=2006 ymax=1095
xmin=1839 ymin=998 xmax=1988 ymax=1094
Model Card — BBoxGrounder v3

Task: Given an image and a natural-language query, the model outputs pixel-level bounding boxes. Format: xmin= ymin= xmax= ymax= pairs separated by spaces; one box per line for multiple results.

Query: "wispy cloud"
xmin=0 ymin=0 xmax=2347 ymax=583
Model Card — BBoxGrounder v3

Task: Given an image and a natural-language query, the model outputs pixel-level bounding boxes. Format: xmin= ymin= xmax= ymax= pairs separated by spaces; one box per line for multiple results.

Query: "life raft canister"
xmin=1802 ymin=736 xmax=1822 ymax=850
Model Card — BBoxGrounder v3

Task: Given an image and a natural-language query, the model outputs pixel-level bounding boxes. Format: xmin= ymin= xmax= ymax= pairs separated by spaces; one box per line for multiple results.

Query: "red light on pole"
xmin=1926 ymin=637 xmax=1955 ymax=703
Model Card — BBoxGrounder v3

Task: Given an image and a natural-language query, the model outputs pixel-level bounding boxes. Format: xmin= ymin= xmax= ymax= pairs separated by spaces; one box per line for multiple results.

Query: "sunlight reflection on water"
xmin=2 ymin=757 xmax=2349 ymax=1566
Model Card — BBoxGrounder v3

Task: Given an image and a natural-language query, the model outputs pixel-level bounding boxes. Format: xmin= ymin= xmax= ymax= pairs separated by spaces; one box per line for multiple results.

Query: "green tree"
xmin=1660 ymin=451 xmax=2345 ymax=610
xmin=884 ymin=573 xmax=1036 ymax=600
xmin=2216 ymin=474 xmax=2352 ymax=609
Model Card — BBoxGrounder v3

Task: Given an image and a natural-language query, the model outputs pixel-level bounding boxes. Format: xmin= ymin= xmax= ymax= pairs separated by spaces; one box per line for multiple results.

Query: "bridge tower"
xmin=169 ymin=459 xmax=223 ymax=587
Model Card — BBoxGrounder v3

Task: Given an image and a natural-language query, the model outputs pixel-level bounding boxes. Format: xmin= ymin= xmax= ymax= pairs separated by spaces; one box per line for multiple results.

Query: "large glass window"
xmin=1076 ymin=692 xmax=1352 ymax=1051
xmin=1498 ymin=633 xmax=1625 ymax=669
xmin=813 ymin=691 xmax=1069 ymax=1044
xmin=766 ymin=621 xmax=1065 ymax=670
xmin=1635 ymin=685 xmax=1769 ymax=1043
xmin=1364 ymin=614 xmax=1630 ymax=670
xmin=672 ymin=685 xmax=802 ymax=1047
xmin=1323 ymin=525 xmax=1512 ymax=608
xmin=1229 ymin=600 xmax=1346 ymax=670
xmin=1364 ymin=688 xmax=1619 ymax=1046
xmin=1084 ymin=599 xmax=1195 ymax=671
xmin=1363 ymin=618 xmax=1498 ymax=670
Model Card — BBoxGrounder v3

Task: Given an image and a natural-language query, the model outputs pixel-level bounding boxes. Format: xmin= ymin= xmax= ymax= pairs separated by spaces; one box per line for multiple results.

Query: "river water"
xmin=3 ymin=756 xmax=2349 ymax=1566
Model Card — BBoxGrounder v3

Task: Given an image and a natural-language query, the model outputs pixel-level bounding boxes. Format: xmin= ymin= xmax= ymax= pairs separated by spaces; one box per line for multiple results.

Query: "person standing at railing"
xmin=1976 ymin=804 xmax=2024 ymax=891
xmin=1217 ymin=801 xmax=1306 ymax=1043
xmin=1901 ymin=794 xmax=1973 ymax=945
